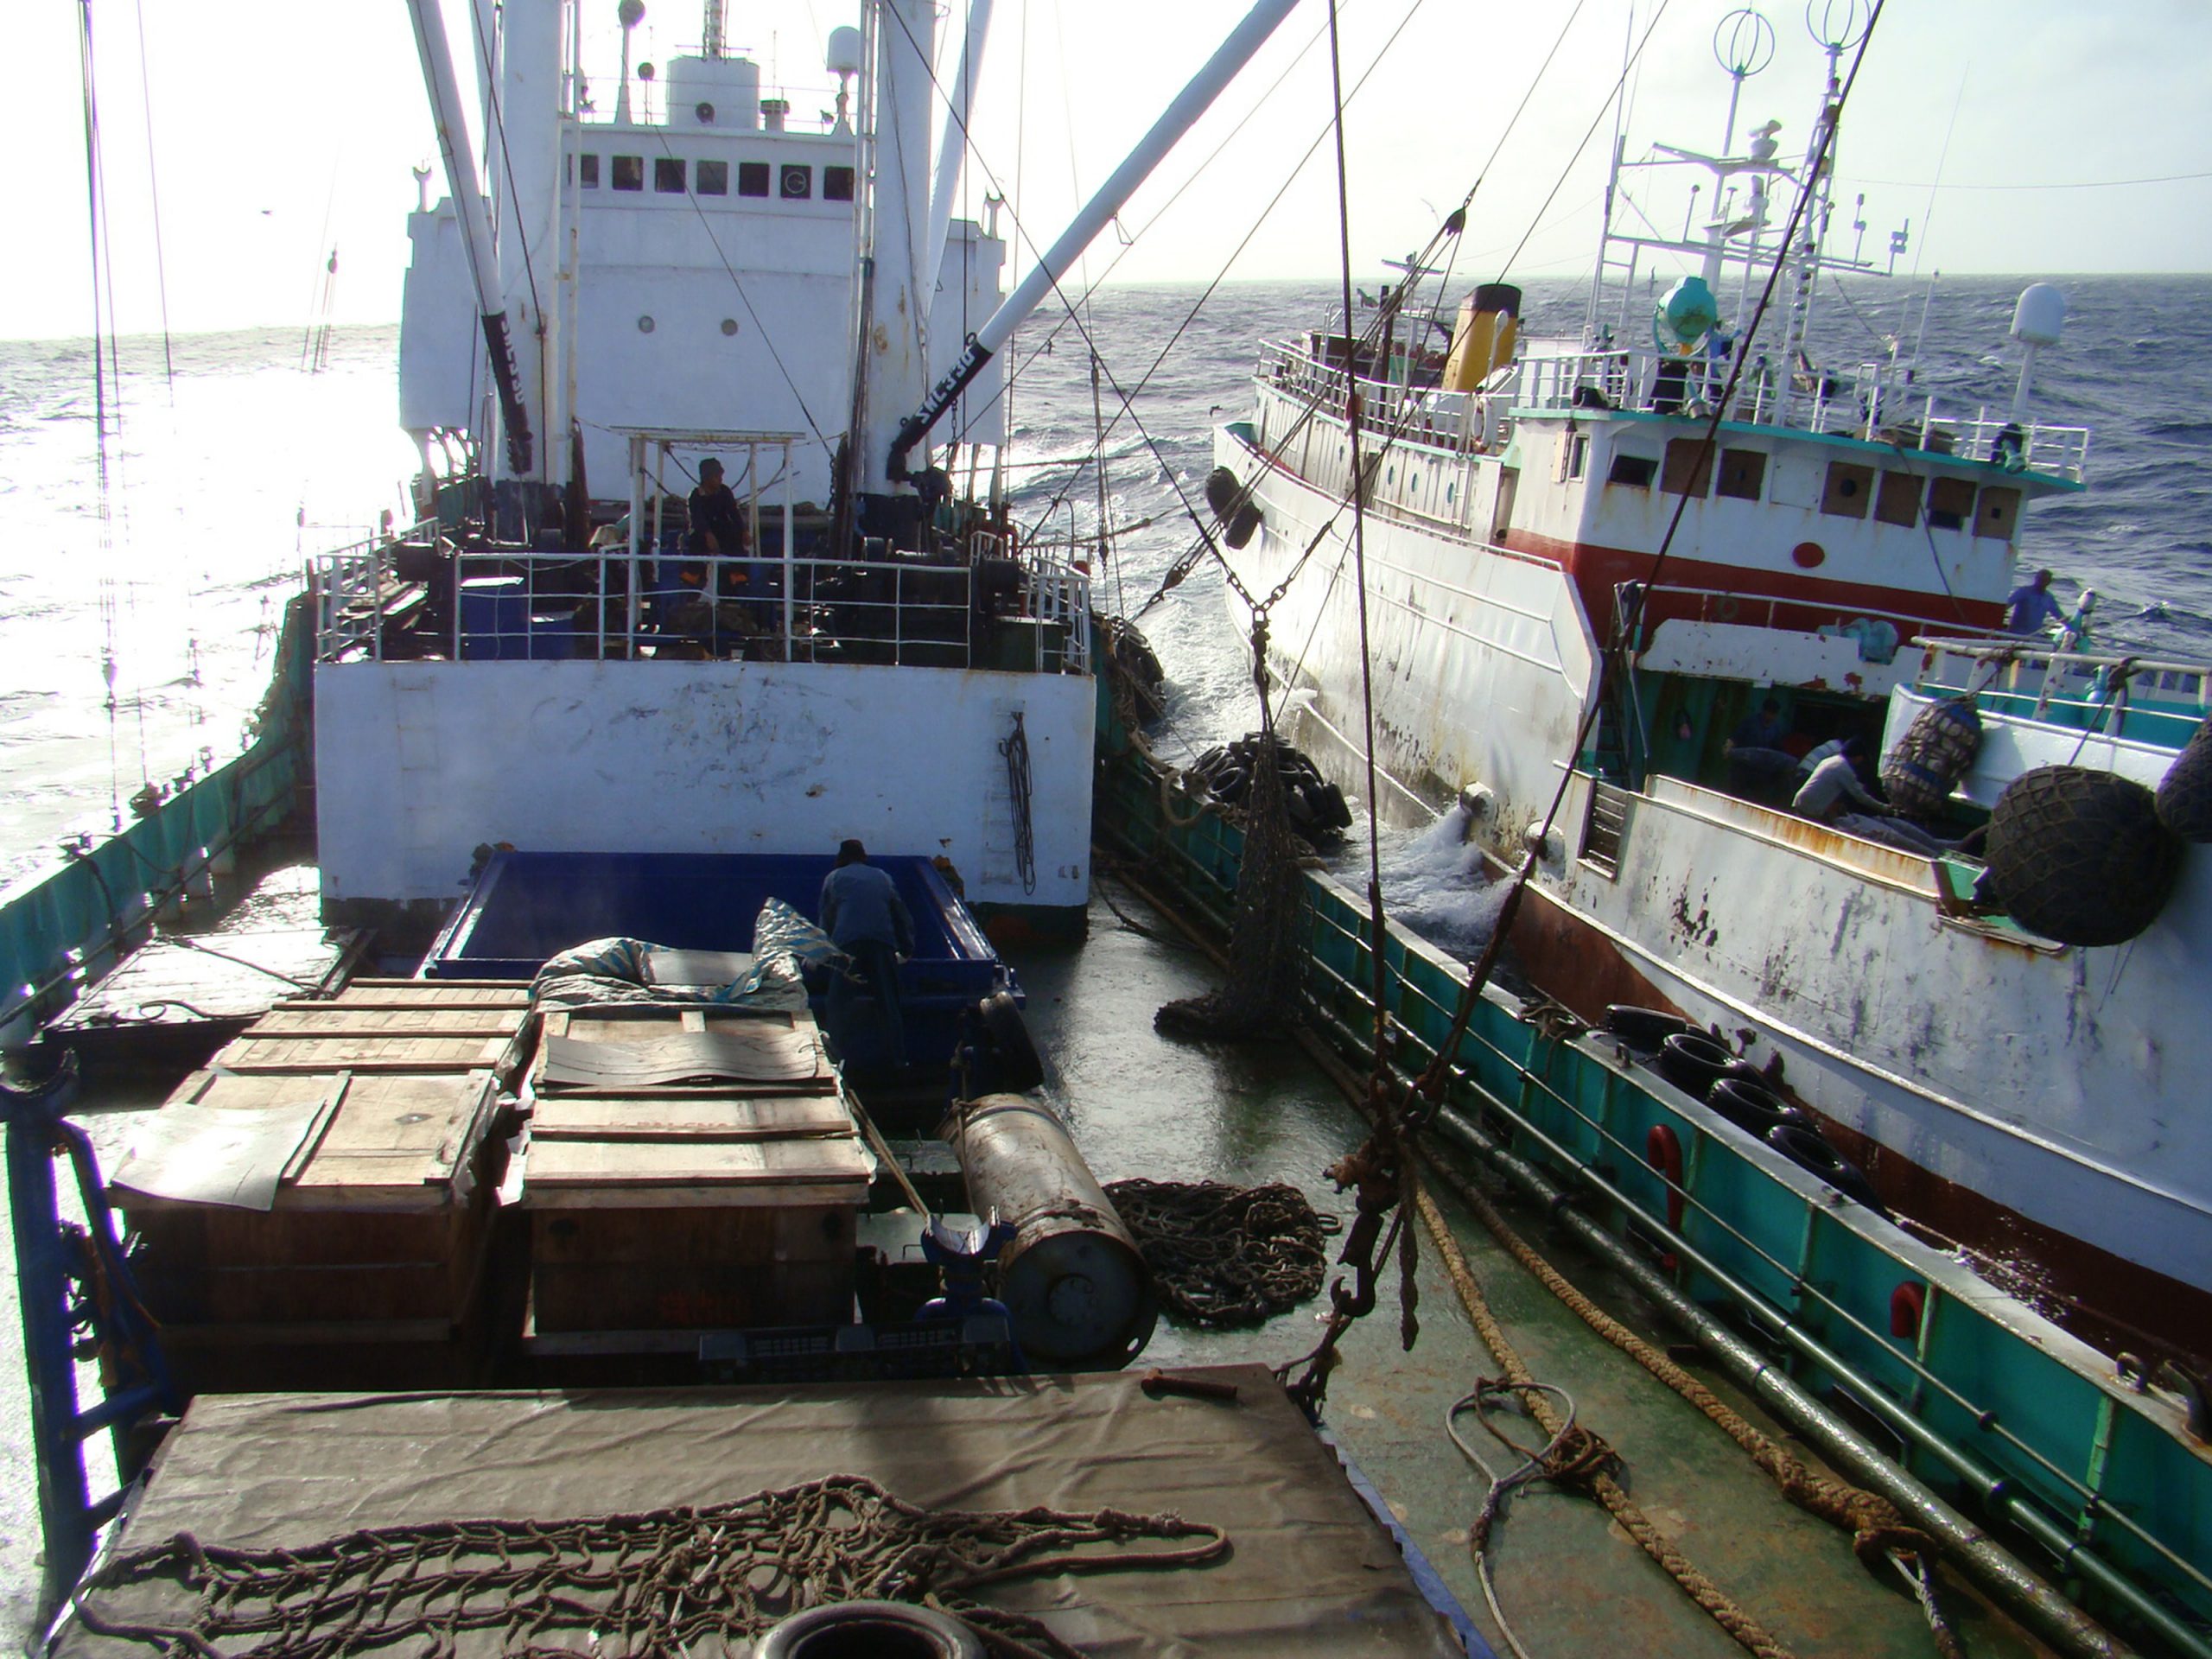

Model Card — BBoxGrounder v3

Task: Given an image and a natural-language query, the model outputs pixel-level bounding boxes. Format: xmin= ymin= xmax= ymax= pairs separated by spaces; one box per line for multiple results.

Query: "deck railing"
xmin=1910 ymin=634 xmax=2211 ymax=744
xmin=308 ymin=531 xmax=1092 ymax=675
xmin=1258 ymin=338 xmax=2093 ymax=483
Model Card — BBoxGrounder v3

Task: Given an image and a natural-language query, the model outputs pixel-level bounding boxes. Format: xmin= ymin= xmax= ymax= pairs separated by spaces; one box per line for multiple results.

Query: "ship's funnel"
xmin=1442 ymin=283 xmax=1522 ymax=392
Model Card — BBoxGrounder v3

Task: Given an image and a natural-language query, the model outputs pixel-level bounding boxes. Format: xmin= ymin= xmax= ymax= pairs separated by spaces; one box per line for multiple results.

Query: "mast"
xmin=853 ymin=0 xmax=938 ymax=505
xmin=923 ymin=0 xmax=993 ymax=315
xmin=404 ymin=0 xmax=536 ymax=477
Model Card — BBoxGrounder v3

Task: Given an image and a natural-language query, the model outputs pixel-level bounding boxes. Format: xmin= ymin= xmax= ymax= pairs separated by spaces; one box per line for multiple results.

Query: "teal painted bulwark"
xmin=1096 ymin=748 xmax=2212 ymax=1652
xmin=0 ymin=594 xmax=315 ymax=1044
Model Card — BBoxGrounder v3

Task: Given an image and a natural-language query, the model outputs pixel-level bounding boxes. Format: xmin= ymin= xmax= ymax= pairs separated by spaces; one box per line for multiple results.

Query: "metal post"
xmin=626 ymin=433 xmax=644 ymax=651
xmin=781 ymin=440 xmax=796 ymax=650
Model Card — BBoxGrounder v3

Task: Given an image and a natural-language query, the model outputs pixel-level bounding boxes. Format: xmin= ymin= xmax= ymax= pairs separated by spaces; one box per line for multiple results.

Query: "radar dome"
xmin=2011 ymin=283 xmax=2067 ymax=348
xmin=826 ymin=25 xmax=863 ymax=76
xmin=617 ymin=0 xmax=645 ymax=26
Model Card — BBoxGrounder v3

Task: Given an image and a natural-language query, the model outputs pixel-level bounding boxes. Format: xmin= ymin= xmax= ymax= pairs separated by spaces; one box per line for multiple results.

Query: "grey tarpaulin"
xmin=61 ymin=1367 xmax=1460 ymax=1656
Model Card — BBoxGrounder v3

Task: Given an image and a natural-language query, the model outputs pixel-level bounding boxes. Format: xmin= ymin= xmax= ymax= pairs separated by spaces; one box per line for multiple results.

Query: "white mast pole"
xmin=923 ymin=0 xmax=994 ymax=320
xmin=855 ymin=0 xmax=938 ymax=496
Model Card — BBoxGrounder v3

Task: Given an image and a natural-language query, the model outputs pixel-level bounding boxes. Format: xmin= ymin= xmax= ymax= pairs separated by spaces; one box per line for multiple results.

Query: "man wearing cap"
xmin=819 ymin=840 xmax=914 ymax=1065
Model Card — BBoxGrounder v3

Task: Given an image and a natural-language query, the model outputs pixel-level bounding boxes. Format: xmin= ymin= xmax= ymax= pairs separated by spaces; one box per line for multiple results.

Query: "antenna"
xmin=1711 ymin=9 xmax=1775 ymax=156
xmin=615 ymin=0 xmax=645 ymax=124
xmin=1804 ymin=0 xmax=1868 ymax=92
xmin=825 ymin=25 xmax=862 ymax=134
xmin=702 ymin=0 xmax=723 ymax=59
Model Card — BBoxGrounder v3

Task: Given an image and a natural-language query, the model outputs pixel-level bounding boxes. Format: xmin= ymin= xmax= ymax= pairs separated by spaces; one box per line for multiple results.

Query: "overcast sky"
xmin=9 ymin=0 xmax=2209 ymax=340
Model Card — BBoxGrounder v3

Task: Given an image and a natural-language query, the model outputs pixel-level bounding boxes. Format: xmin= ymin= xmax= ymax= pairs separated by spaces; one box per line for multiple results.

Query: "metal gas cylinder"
xmin=943 ymin=1095 xmax=1155 ymax=1369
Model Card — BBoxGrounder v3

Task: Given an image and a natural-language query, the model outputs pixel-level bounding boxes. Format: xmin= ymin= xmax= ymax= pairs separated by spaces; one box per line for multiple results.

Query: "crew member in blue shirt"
xmin=2005 ymin=569 xmax=2064 ymax=635
xmin=819 ymin=839 xmax=913 ymax=1065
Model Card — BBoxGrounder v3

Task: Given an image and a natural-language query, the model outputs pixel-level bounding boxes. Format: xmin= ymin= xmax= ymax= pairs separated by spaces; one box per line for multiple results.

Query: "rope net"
xmin=73 ymin=1473 xmax=1228 ymax=1659
xmin=1106 ymin=1179 xmax=1338 ymax=1326
xmin=1155 ymin=724 xmax=1306 ymax=1040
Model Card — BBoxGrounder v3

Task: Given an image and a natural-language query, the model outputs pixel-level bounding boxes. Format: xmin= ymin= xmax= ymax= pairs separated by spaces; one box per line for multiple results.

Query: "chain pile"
xmin=73 ymin=1473 xmax=1229 ymax=1659
xmin=1106 ymin=1179 xmax=1338 ymax=1325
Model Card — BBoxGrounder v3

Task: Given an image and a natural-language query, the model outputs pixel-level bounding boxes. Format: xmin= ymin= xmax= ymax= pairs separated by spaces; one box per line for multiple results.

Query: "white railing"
xmin=311 ymin=533 xmax=1093 ymax=676
xmin=1910 ymin=635 xmax=2210 ymax=744
xmin=308 ymin=519 xmax=442 ymax=664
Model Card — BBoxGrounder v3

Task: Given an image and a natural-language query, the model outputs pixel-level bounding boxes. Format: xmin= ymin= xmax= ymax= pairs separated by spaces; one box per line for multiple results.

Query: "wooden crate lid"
xmin=531 ymin=1095 xmax=855 ymax=1142
xmin=521 ymin=1133 xmax=870 ymax=1210
xmin=287 ymin=982 xmax=533 ymax=1010
xmin=251 ymin=1006 xmax=527 ymax=1039
xmin=115 ymin=1070 xmax=498 ymax=1213
xmin=532 ymin=1007 xmax=833 ymax=1096
xmin=210 ymin=1030 xmax=520 ymax=1077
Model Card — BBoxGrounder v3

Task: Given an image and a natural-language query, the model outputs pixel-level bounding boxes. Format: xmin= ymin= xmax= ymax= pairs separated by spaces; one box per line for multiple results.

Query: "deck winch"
xmin=943 ymin=1094 xmax=1155 ymax=1369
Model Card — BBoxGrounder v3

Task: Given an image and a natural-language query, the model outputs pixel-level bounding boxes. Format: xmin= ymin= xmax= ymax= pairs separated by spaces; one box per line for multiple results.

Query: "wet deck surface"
xmin=1006 ymin=875 xmax=2050 ymax=1659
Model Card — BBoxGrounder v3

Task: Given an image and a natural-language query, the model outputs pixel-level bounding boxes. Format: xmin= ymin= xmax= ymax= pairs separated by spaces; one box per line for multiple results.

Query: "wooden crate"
xmin=114 ymin=1068 xmax=499 ymax=1330
xmin=523 ymin=1006 xmax=868 ymax=1333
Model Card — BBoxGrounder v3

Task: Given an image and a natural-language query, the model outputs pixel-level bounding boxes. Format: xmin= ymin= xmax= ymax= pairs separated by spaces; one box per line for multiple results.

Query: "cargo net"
xmin=1106 ymin=1179 xmax=1338 ymax=1326
xmin=73 ymin=1473 xmax=1228 ymax=1659
xmin=1155 ymin=726 xmax=1306 ymax=1039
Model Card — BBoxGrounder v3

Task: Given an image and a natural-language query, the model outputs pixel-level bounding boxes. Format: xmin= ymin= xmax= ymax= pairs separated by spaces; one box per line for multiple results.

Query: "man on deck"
xmin=2005 ymin=569 xmax=2064 ymax=636
xmin=819 ymin=839 xmax=914 ymax=1066
xmin=1792 ymin=739 xmax=1958 ymax=857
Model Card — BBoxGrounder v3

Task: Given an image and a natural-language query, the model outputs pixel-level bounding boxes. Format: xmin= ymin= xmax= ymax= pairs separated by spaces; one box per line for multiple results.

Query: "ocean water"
xmin=3 ymin=275 xmax=2209 ymax=894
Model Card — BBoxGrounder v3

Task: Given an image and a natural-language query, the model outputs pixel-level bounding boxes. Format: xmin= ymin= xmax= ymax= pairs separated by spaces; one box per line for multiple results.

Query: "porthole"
xmin=720 ymin=318 xmax=739 ymax=336
xmin=638 ymin=315 xmax=656 ymax=334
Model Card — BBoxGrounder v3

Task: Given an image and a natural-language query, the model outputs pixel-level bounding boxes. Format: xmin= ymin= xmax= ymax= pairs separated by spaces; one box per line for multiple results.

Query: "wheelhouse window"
xmin=1662 ymin=438 xmax=1715 ymax=497
xmin=696 ymin=158 xmax=729 ymax=195
xmin=1607 ymin=452 xmax=1657 ymax=489
xmin=779 ymin=163 xmax=813 ymax=200
xmin=1926 ymin=476 xmax=1974 ymax=531
xmin=654 ymin=156 xmax=686 ymax=193
xmin=612 ymin=155 xmax=645 ymax=191
xmin=579 ymin=154 xmax=601 ymax=188
xmin=1875 ymin=471 xmax=1923 ymax=527
xmin=738 ymin=162 xmax=771 ymax=197
xmin=1821 ymin=461 xmax=1873 ymax=518
xmin=824 ymin=165 xmax=856 ymax=202
xmin=1716 ymin=448 xmax=1764 ymax=501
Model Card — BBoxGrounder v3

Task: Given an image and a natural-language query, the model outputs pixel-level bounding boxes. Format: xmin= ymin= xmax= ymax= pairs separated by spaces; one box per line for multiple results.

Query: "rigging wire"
xmin=77 ymin=0 xmax=130 ymax=827
xmin=645 ymin=128 xmax=838 ymax=461
xmin=127 ymin=0 xmax=175 ymax=391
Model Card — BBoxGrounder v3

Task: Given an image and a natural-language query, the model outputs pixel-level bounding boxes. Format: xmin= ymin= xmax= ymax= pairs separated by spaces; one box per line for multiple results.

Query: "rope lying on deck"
xmin=1414 ymin=1155 xmax=1965 ymax=1659
xmin=1106 ymin=1178 xmax=1338 ymax=1326
xmin=71 ymin=1473 xmax=1229 ymax=1659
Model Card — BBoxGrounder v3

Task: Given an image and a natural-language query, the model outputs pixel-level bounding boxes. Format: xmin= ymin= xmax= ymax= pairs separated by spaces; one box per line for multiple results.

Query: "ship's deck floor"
xmin=6 ymin=879 xmax=2063 ymax=1656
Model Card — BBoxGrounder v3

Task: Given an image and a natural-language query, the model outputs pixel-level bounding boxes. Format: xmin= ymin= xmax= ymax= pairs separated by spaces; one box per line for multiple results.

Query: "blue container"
xmin=458 ymin=576 xmax=529 ymax=660
xmin=422 ymin=851 xmax=1019 ymax=1078
xmin=528 ymin=608 xmax=578 ymax=660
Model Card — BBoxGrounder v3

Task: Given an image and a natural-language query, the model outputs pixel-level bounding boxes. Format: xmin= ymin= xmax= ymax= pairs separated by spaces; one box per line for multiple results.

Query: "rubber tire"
xmin=1605 ymin=1006 xmax=1689 ymax=1052
xmin=755 ymin=1601 xmax=985 ymax=1659
xmin=1985 ymin=765 xmax=2183 ymax=946
xmin=1657 ymin=1032 xmax=1731 ymax=1099
xmin=1710 ymin=1077 xmax=1792 ymax=1135
xmin=1767 ymin=1123 xmax=1885 ymax=1213
xmin=978 ymin=990 xmax=1046 ymax=1094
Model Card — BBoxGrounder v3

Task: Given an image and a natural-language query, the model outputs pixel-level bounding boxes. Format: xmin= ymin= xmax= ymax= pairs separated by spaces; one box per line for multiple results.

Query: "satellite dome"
xmin=826 ymin=25 xmax=863 ymax=76
xmin=2012 ymin=283 xmax=2067 ymax=348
